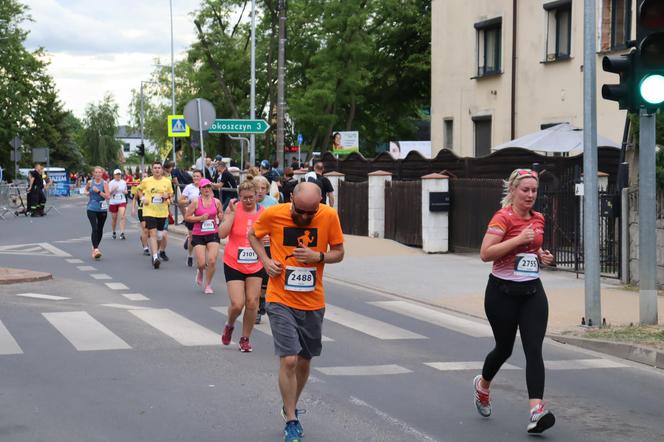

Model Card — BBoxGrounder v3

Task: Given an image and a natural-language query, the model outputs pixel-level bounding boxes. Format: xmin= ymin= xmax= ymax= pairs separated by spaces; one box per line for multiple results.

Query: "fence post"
xmin=421 ymin=173 xmax=449 ymax=253
xmin=324 ymin=171 xmax=344 ymax=210
xmin=368 ymin=170 xmax=391 ymax=238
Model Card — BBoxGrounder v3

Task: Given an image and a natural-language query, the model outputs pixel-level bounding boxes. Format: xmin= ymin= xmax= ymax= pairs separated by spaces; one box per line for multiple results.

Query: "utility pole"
xmin=276 ymin=0 xmax=287 ymax=168
xmin=583 ymin=0 xmax=601 ymax=326
xmin=250 ymin=0 xmax=257 ymax=168
xmin=140 ymin=82 xmax=146 ymax=175
xmin=169 ymin=0 xmax=177 ymax=168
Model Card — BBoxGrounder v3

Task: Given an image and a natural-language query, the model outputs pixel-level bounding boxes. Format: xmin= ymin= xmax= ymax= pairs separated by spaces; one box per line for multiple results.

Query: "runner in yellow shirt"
xmin=137 ymin=161 xmax=174 ymax=269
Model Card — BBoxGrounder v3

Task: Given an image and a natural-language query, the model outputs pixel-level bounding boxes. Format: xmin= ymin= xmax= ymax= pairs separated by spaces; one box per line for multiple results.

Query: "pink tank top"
xmin=192 ymin=197 xmax=219 ymax=236
xmin=223 ymin=204 xmax=264 ymax=274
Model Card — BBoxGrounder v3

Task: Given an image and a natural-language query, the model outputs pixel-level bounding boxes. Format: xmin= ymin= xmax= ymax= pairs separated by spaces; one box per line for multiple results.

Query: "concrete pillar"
xmin=368 ymin=170 xmax=392 ymax=238
xmin=324 ymin=171 xmax=345 ymax=210
xmin=421 ymin=173 xmax=449 ymax=253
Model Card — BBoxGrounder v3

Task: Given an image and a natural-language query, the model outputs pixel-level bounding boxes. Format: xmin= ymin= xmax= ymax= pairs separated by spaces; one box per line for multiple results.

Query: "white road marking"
xmin=90 ymin=273 xmax=112 ymax=280
xmin=43 ymin=311 xmax=131 ymax=351
xmin=349 ymin=396 xmax=440 ymax=442
xmin=316 ymin=364 xmax=412 ymax=376
xmin=122 ymin=293 xmax=149 ymax=302
xmin=424 ymin=361 xmax=521 ymax=371
xmin=369 ymin=300 xmax=493 ymax=338
xmin=101 ymin=304 xmax=152 ymax=310
xmin=36 ymin=242 xmax=72 ymax=257
xmin=16 ymin=293 xmax=70 ymax=301
xmin=325 ymin=304 xmax=426 ymax=340
xmin=76 ymin=266 xmax=96 ymax=271
xmin=210 ymin=306 xmax=334 ymax=342
xmin=0 ymin=242 xmax=71 ymax=257
xmin=0 ymin=321 xmax=23 ymax=355
xmin=129 ymin=309 xmax=219 ymax=346
xmin=545 ymin=359 xmax=629 ymax=370
xmin=105 ymin=282 xmax=129 ymax=290
xmin=66 ymin=259 xmax=84 ymax=264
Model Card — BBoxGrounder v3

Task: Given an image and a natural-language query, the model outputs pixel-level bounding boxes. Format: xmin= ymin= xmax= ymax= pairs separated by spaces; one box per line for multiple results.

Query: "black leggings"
xmin=482 ymin=275 xmax=548 ymax=399
xmin=87 ymin=210 xmax=107 ymax=248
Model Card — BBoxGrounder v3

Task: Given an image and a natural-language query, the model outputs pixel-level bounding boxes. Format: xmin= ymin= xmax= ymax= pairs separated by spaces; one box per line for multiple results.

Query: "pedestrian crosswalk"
xmin=0 ymin=299 xmax=632 ymax=375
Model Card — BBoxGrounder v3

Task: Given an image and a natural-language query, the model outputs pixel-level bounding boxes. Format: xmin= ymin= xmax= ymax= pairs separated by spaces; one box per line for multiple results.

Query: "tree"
xmin=82 ymin=94 xmax=122 ymax=169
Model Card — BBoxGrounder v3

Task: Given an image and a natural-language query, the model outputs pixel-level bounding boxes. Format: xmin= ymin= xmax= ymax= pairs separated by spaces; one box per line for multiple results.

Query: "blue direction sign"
xmin=297 ymin=133 xmax=303 ymax=145
xmin=208 ymin=119 xmax=269 ymax=134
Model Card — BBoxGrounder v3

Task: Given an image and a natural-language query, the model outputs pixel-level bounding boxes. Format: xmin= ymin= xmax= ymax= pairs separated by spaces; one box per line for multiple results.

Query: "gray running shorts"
xmin=266 ymin=302 xmax=325 ymax=359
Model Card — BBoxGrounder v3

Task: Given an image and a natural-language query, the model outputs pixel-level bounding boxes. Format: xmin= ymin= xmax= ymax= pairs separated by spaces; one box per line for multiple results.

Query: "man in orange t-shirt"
xmin=249 ymin=182 xmax=344 ymax=439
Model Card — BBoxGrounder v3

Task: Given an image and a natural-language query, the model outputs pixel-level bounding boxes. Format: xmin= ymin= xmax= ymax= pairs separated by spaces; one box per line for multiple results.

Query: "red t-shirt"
xmin=486 ymin=206 xmax=545 ymax=282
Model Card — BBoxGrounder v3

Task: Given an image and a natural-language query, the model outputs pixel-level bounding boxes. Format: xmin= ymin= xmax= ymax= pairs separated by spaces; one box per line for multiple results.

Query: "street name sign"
xmin=168 ymin=115 xmax=190 ymax=137
xmin=208 ymin=119 xmax=269 ymax=134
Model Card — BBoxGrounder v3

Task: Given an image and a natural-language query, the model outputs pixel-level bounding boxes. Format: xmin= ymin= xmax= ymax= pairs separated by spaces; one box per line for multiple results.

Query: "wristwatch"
xmin=319 ymin=252 xmax=325 ymax=263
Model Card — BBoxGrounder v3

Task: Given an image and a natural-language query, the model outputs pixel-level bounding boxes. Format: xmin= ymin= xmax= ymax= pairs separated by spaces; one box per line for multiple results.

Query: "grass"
xmin=580 ymin=324 xmax=664 ymax=351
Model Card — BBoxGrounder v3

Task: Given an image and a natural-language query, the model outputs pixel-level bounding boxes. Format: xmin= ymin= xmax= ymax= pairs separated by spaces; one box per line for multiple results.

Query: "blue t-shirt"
xmin=87 ymin=180 xmax=107 ymax=212
xmin=259 ymin=195 xmax=279 ymax=208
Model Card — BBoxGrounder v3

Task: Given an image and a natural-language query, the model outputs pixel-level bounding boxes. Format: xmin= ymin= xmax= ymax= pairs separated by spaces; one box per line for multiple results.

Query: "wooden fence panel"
xmin=449 ymin=179 xmax=503 ymax=252
xmin=338 ymin=181 xmax=368 ymax=236
xmin=385 ymin=180 xmax=422 ymax=247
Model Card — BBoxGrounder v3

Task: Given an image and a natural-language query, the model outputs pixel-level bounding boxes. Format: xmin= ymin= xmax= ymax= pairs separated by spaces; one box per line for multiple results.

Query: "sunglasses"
xmin=516 ymin=169 xmax=538 ymax=178
xmin=292 ymin=201 xmax=318 ymax=216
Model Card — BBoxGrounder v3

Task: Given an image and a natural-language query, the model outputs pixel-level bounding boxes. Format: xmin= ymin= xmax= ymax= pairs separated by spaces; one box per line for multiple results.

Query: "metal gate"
xmin=385 ymin=180 xmax=422 ymax=247
xmin=338 ymin=180 xmax=368 ymax=236
xmin=449 ymin=179 xmax=502 ymax=252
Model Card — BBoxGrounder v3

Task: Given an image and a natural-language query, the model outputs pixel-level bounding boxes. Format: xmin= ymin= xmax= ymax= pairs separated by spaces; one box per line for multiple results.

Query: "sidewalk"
xmin=0 ymin=268 xmax=52 ymax=284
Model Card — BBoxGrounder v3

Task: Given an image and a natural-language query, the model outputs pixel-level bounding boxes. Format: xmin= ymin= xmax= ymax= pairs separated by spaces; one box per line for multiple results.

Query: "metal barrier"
xmin=0 ymin=183 xmax=29 ymax=218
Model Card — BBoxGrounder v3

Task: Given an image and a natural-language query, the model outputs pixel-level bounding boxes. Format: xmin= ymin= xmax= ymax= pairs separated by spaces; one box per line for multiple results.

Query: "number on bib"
xmin=201 ymin=219 xmax=216 ymax=232
xmin=514 ymin=253 xmax=540 ymax=277
xmin=285 ymin=266 xmax=316 ymax=292
xmin=151 ymin=196 xmax=163 ymax=204
xmin=237 ymin=247 xmax=258 ymax=264
xmin=100 ymin=201 xmax=108 ymax=210
xmin=111 ymin=193 xmax=125 ymax=203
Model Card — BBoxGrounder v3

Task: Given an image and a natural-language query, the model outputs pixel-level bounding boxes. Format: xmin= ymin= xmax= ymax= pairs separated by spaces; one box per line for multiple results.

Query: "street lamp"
xmin=168 ymin=0 xmax=177 ymax=169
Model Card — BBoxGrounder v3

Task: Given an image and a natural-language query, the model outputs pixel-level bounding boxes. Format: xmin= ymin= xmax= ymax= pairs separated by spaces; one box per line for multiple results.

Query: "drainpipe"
xmin=511 ymin=0 xmax=518 ymax=139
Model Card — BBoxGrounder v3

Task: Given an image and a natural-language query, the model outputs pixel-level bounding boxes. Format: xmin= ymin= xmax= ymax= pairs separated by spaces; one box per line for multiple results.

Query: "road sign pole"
xmin=639 ymin=109 xmax=658 ymax=324
xmin=583 ymin=0 xmax=601 ymax=326
xmin=250 ymin=0 xmax=256 ymax=168
xmin=140 ymin=82 xmax=145 ymax=175
xmin=196 ymin=98 xmax=205 ymax=163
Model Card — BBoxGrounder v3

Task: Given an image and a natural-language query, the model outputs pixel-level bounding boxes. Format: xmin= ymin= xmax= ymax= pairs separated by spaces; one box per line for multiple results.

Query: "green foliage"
xmin=82 ymin=94 xmax=122 ymax=169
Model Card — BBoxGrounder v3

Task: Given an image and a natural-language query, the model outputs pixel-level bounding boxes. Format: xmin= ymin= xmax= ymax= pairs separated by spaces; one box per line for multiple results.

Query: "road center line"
xmin=16 ymin=293 xmax=70 ymax=301
xmin=316 ymin=364 xmax=412 ymax=376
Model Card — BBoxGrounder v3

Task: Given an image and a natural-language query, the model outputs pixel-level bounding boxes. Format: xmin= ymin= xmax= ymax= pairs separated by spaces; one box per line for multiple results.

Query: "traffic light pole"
xmin=583 ymin=0 xmax=601 ymax=327
xmin=639 ymin=110 xmax=658 ymax=324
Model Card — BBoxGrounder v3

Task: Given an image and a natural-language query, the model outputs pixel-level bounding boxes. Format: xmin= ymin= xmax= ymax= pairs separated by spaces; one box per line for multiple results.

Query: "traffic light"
xmin=138 ymin=143 xmax=145 ymax=157
xmin=635 ymin=0 xmax=664 ymax=110
xmin=602 ymin=50 xmax=637 ymax=111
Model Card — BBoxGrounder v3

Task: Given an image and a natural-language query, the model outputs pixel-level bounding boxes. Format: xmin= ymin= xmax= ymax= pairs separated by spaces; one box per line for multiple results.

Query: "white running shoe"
xmin=527 ymin=403 xmax=555 ymax=434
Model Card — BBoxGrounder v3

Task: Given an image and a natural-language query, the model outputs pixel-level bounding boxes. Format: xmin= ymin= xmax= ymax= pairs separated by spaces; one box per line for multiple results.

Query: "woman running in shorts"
xmin=85 ymin=166 xmax=110 ymax=260
xmin=474 ymin=168 xmax=556 ymax=434
xmin=108 ymin=169 xmax=128 ymax=240
xmin=184 ymin=178 xmax=222 ymax=294
xmin=219 ymin=178 xmax=266 ymax=352
xmin=180 ymin=169 xmax=203 ymax=267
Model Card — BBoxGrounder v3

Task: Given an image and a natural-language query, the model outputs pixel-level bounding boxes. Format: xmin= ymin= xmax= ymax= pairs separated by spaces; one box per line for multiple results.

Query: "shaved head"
xmin=291 ymin=182 xmax=321 ymax=226
xmin=293 ymin=182 xmax=322 ymax=199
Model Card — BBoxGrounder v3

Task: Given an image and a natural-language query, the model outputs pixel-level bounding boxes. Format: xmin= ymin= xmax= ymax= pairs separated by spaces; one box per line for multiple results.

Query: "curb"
xmin=550 ymin=334 xmax=664 ymax=370
xmin=0 ymin=268 xmax=53 ymax=285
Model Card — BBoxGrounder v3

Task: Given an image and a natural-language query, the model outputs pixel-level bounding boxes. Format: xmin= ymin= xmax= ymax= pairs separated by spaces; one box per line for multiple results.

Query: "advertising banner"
xmin=47 ymin=170 xmax=70 ymax=197
xmin=332 ymin=131 xmax=359 ymax=156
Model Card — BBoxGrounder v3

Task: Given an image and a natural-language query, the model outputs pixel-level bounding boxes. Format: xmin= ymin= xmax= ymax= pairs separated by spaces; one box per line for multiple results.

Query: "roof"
xmin=115 ymin=125 xmax=141 ymax=139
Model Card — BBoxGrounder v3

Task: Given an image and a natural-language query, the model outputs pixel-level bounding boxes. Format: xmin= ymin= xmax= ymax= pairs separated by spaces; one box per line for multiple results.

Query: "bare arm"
xmin=249 ymin=228 xmax=282 ymax=277
xmin=184 ymin=199 xmax=201 ymax=224
xmin=328 ymin=192 xmax=335 ymax=207
xmin=479 ymin=225 xmax=534 ymax=262
xmin=218 ymin=200 xmax=236 ymax=239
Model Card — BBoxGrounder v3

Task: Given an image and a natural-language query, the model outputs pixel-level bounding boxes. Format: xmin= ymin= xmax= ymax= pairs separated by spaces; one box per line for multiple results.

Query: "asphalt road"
xmin=0 ymin=196 xmax=662 ymax=442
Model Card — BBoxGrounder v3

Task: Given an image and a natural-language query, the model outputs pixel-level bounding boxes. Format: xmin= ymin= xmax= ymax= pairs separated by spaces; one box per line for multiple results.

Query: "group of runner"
xmin=83 ymin=162 xmax=555 ymax=440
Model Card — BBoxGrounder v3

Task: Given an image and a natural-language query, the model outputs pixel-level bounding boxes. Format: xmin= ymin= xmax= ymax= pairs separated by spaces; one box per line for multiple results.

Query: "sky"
xmin=23 ymin=0 xmax=203 ymax=125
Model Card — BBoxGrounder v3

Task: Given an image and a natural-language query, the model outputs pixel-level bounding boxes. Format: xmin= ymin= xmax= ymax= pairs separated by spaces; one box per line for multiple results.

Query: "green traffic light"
xmin=640 ymin=74 xmax=664 ymax=104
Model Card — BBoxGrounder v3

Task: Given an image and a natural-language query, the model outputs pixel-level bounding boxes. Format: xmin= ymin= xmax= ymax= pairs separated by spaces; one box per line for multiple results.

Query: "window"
xmin=601 ymin=0 xmax=632 ymax=51
xmin=123 ymin=143 xmax=130 ymax=153
xmin=544 ymin=1 xmax=572 ymax=61
xmin=444 ymin=119 xmax=453 ymax=149
xmin=474 ymin=18 xmax=502 ymax=77
xmin=473 ymin=116 xmax=492 ymax=157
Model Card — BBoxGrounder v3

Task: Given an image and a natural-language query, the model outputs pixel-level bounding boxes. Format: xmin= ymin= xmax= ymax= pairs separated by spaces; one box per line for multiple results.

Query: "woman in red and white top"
xmin=184 ymin=178 xmax=223 ymax=294
xmin=474 ymin=168 xmax=556 ymax=435
xmin=218 ymin=178 xmax=266 ymax=352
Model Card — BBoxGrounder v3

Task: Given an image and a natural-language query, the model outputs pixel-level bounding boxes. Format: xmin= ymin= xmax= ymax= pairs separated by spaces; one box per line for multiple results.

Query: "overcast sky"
xmin=23 ymin=0 xmax=203 ymax=125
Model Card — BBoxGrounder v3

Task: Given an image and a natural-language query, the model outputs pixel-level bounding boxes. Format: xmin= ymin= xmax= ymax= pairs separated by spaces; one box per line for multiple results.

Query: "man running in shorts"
xmin=108 ymin=169 xmax=129 ymax=240
xmin=248 ymin=182 xmax=344 ymax=442
xmin=137 ymin=161 xmax=173 ymax=269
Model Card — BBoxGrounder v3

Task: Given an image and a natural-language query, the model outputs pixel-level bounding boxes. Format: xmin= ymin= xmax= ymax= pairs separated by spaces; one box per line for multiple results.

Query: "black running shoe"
xmin=153 ymin=257 xmax=161 ymax=269
xmin=183 ymin=237 xmax=189 ymax=250
xmin=187 ymin=256 xmax=193 ymax=267
xmin=255 ymin=314 xmax=261 ymax=325
xmin=120 ymin=232 xmax=126 ymax=240
xmin=112 ymin=232 xmax=116 ymax=239
xmin=159 ymin=251 xmax=169 ymax=261
xmin=143 ymin=248 xmax=150 ymax=256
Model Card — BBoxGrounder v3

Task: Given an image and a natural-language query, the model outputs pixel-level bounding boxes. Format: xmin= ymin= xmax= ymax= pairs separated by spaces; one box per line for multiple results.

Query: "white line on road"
xmin=210 ymin=306 xmax=334 ymax=342
xmin=90 ymin=273 xmax=112 ymax=280
xmin=0 ymin=320 xmax=23 ymax=355
xmin=16 ymin=293 xmax=70 ymax=301
xmin=76 ymin=266 xmax=96 ymax=271
xmin=101 ymin=304 xmax=152 ymax=310
xmin=544 ymin=359 xmax=629 ymax=370
xmin=325 ymin=304 xmax=427 ymax=340
xmin=105 ymin=282 xmax=128 ymax=290
xmin=122 ymin=293 xmax=149 ymax=302
xmin=37 ymin=242 xmax=72 ymax=257
xmin=316 ymin=364 xmax=413 ymax=376
xmin=66 ymin=259 xmax=84 ymax=264
xmin=129 ymin=309 xmax=220 ymax=346
xmin=369 ymin=300 xmax=493 ymax=338
xmin=424 ymin=361 xmax=520 ymax=371
xmin=43 ymin=311 xmax=131 ymax=351
xmin=349 ymin=396 xmax=440 ymax=442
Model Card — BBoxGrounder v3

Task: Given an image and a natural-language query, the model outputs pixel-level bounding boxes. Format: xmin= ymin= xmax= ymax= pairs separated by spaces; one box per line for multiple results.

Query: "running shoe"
xmin=143 ymin=248 xmax=150 ymax=256
xmin=221 ymin=324 xmax=234 ymax=346
xmin=527 ymin=403 xmax=555 ymax=434
xmin=112 ymin=232 xmax=116 ymax=239
xmin=183 ymin=236 xmax=189 ymax=250
xmin=258 ymin=296 xmax=266 ymax=315
xmin=281 ymin=407 xmax=305 ymax=436
xmin=195 ymin=270 xmax=204 ymax=286
xmin=187 ymin=256 xmax=193 ymax=267
xmin=204 ymin=285 xmax=214 ymax=294
xmin=159 ymin=251 xmax=169 ymax=261
xmin=120 ymin=232 xmax=126 ymax=240
xmin=93 ymin=249 xmax=102 ymax=260
xmin=255 ymin=313 xmax=262 ymax=324
xmin=283 ymin=420 xmax=302 ymax=442
xmin=473 ymin=375 xmax=491 ymax=417
xmin=238 ymin=336 xmax=252 ymax=352
xmin=153 ymin=257 xmax=161 ymax=269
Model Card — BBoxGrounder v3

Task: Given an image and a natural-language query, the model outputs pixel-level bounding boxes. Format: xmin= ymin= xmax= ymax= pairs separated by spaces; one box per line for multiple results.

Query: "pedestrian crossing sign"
xmin=168 ymin=115 xmax=190 ymax=137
